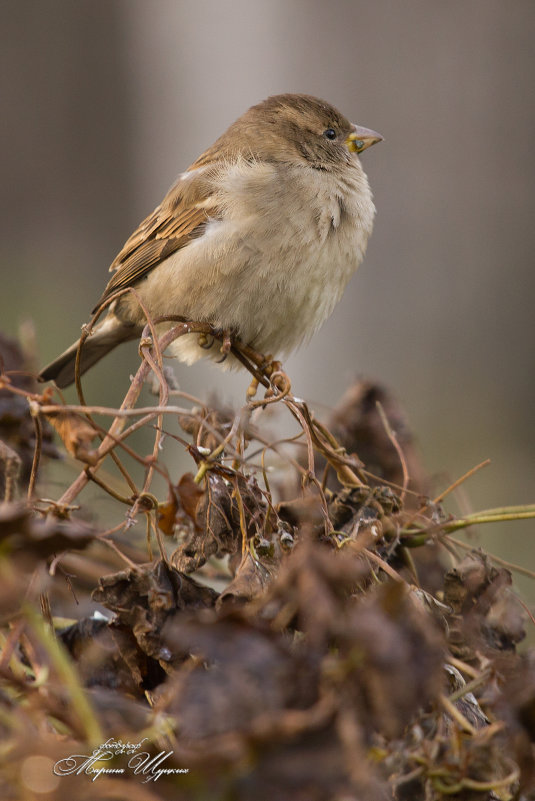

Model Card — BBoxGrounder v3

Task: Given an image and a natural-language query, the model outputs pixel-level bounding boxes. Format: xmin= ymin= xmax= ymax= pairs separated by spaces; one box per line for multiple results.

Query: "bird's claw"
xmin=220 ymin=330 xmax=232 ymax=355
xmin=246 ymin=377 xmax=259 ymax=399
xmin=198 ymin=333 xmax=214 ymax=350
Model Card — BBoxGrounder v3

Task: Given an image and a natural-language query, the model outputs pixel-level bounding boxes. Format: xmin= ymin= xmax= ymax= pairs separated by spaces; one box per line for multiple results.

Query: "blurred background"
xmin=1 ymin=1 xmax=534 ymax=602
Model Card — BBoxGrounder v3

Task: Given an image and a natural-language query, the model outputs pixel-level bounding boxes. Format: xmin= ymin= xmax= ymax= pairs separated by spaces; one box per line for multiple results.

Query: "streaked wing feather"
xmin=109 ymin=206 xmax=164 ymax=271
xmin=93 ymin=198 xmax=215 ymax=311
xmin=156 ymin=205 xmax=208 ymax=239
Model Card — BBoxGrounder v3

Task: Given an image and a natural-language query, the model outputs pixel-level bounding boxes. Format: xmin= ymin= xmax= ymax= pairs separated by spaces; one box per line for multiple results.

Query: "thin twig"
xmin=38 ymin=403 xmax=193 ymax=417
xmin=439 ymin=693 xmax=478 ymax=736
xmin=27 ymin=407 xmax=43 ymax=500
xmin=446 ymin=534 xmax=535 ymax=580
xmin=432 ymin=459 xmax=491 ymax=506
xmin=376 ymin=400 xmax=409 ymax=502
xmin=56 ymin=322 xmax=209 ymax=505
xmin=72 ymin=303 xmax=140 ymax=498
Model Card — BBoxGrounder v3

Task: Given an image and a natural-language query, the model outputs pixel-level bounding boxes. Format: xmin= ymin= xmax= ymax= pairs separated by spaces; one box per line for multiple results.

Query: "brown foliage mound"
xmin=0 ymin=326 xmax=534 ymax=801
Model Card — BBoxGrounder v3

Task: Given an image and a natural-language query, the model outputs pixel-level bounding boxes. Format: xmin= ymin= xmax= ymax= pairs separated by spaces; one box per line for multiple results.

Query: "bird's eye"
xmin=323 ymin=128 xmax=337 ymax=140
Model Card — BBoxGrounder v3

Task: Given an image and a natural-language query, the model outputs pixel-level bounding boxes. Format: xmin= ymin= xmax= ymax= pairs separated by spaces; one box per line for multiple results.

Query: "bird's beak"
xmin=346 ymin=124 xmax=384 ymax=154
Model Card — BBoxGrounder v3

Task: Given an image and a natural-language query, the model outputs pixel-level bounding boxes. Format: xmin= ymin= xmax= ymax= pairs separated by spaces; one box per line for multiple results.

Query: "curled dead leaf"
xmin=45 ymin=410 xmax=98 ymax=465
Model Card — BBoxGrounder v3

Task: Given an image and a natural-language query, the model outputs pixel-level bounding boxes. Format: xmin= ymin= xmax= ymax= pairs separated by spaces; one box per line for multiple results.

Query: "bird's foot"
xmin=263 ymin=358 xmax=282 ymax=379
xmin=247 ymin=357 xmax=289 ymax=400
xmin=208 ymin=328 xmax=233 ymax=363
xmin=227 ymin=339 xmax=290 ymax=399
xmin=198 ymin=332 xmax=214 ymax=350
xmin=220 ymin=329 xmax=232 ymax=356
xmin=246 ymin=376 xmax=259 ymax=399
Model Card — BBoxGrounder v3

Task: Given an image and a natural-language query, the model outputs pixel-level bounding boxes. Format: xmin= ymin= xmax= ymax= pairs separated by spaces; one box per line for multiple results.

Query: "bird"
xmin=39 ymin=93 xmax=382 ymax=388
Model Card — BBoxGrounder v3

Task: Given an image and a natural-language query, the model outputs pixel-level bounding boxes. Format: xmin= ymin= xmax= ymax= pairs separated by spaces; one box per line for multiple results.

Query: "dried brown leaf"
xmin=326 ymin=379 xmax=428 ymax=499
xmin=177 ymin=471 xmax=205 ymax=521
xmin=92 ymin=560 xmax=219 ymax=673
xmin=444 ymin=550 xmax=525 ymax=660
xmin=159 ymin=615 xmax=318 ymax=738
xmin=45 ymin=410 xmax=98 ymax=465
xmin=173 ymin=474 xmax=270 ymax=573
xmin=0 ymin=501 xmax=95 ymax=561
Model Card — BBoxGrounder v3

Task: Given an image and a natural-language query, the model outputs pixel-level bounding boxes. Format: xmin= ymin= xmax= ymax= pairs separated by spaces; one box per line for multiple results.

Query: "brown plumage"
xmin=39 ymin=94 xmax=382 ymax=388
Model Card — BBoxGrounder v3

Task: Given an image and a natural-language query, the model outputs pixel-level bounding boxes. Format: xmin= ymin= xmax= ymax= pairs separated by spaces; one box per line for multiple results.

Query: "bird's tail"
xmin=38 ymin=316 xmax=140 ymax=388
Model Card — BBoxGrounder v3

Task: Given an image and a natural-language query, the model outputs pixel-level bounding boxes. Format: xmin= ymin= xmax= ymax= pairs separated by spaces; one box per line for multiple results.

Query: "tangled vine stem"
xmin=57 ymin=319 xmax=216 ymax=506
xmin=40 ymin=299 xmax=362 ymax=516
xmin=3 ymin=296 xmax=534 ymax=575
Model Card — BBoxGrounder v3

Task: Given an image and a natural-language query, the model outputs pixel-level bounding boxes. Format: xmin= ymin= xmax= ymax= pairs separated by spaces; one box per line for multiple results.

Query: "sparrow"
xmin=39 ymin=93 xmax=382 ymax=388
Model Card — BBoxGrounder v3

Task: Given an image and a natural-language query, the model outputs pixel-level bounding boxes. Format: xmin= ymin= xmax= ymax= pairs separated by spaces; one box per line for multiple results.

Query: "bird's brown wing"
xmin=92 ymin=170 xmax=219 ymax=312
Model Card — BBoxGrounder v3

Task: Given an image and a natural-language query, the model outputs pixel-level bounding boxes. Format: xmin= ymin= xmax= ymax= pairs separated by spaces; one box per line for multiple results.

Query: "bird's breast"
xmin=131 ymin=159 xmax=376 ymax=364
xmin=220 ymin=161 xmax=376 ymax=353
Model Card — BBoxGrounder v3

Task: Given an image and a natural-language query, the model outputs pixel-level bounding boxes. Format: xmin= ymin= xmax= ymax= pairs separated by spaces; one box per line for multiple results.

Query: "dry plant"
xmin=0 ymin=303 xmax=535 ymax=801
